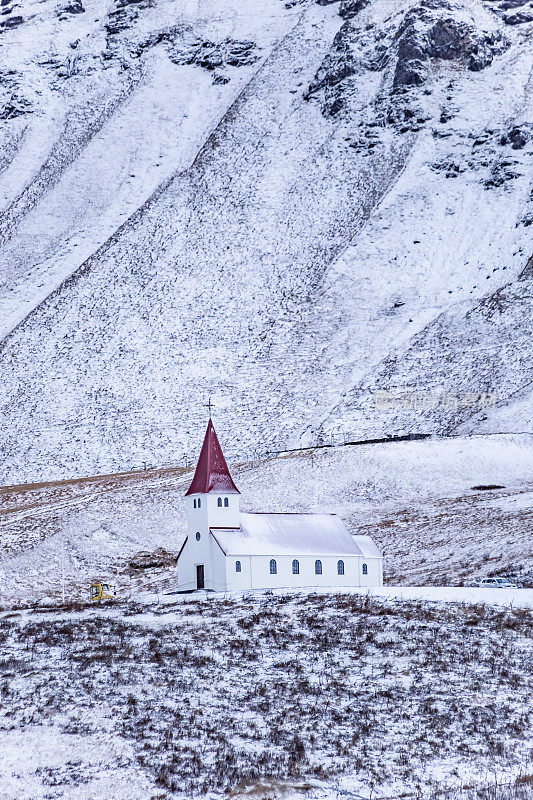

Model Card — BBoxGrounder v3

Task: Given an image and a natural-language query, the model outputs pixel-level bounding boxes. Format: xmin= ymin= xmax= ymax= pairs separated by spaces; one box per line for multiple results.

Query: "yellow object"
xmin=90 ymin=582 xmax=116 ymax=602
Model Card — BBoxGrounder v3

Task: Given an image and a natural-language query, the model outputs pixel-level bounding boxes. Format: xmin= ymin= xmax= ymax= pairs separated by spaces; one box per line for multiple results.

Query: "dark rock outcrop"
xmin=393 ymin=5 xmax=508 ymax=90
xmin=306 ymin=0 xmax=509 ymax=123
xmin=500 ymin=124 xmax=531 ymax=149
xmin=304 ymin=19 xmax=366 ymax=114
xmin=503 ymin=9 xmax=533 ymax=24
xmin=497 ymin=0 xmax=527 ymax=8
xmin=168 ymin=38 xmax=259 ymax=78
xmin=130 ymin=27 xmax=179 ymax=57
xmin=106 ymin=8 xmax=138 ymax=37
xmin=339 ymin=0 xmax=370 ymax=18
xmin=0 ymin=71 xmax=32 ymax=119
xmin=0 ymin=14 xmax=23 ymax=29
xmin=63 ymin=0 xmax=85 ymax=14
xmin=484 ymin=159 xmax=521 ymax=188
xmin=0 ymin=99 xmax=31 ymax=119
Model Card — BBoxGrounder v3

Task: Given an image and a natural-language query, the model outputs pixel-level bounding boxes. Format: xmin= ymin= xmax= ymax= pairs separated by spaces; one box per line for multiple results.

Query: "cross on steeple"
xmin=206 ymin=397 xmax=213 ymax=418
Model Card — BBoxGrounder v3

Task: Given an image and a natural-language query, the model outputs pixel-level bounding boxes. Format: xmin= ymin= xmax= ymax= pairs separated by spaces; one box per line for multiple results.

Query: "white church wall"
xmin=177 ymin=540 xmax=195 ymax=591
xmin=185 ymin=494 xmax=240 ymax=540
xmin=184 ymin=493 xmax=240 ymax=591
xmin=209 ymin=539 xmax=228 ymax=591
xmin=178 ymin=535 xmax=228 ymax=591
xmin=244 ymin=554 xmax=366 ymax=590
xmin=205 ymin=493 xmax=241 ymax=529
xmin=185 ymin=499 xmax=210 ymax=588
xmin=357 ymin=557 xmax=383 ymax=587
xmin=226 ymin=555 xmax=253 ymax=590
xmin=180 ymin=546 xmax=383 ymax=592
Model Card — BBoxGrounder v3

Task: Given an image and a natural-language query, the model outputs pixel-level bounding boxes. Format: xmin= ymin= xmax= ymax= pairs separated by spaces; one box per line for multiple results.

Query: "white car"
xmin=474 ymin=577 xmax=520 ymax=589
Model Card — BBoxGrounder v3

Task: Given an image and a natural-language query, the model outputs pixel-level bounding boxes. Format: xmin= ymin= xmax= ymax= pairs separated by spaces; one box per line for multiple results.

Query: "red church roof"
xmin=185 ymin=419 xmax=240 ymax=496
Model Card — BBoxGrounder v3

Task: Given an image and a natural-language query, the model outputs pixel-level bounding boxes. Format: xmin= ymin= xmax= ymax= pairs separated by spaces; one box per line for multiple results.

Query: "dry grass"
xmin=1 ymin=593 xmax=531 ymax=797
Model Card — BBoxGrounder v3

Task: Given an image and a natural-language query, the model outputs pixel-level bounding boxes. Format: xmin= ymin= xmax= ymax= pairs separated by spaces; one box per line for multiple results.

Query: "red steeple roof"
xmin=185 ymin=419 xmax=240 ymax=496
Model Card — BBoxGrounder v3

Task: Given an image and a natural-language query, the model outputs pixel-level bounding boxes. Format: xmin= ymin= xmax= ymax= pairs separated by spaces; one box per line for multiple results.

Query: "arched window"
xmin=217 ymin=497 xmax=222 ymax=507
xmin=315 ymin=559 xmax=322 ymax=575
xmin=292 ymin=559 xmax=299 ymax=575
xmin=224 ymin=497 xmax=229 ymax=507
xmin=235 ymin=560 xmax=241 ymax=573
xmin=193 ymin=499 xmax=197 ymax=508
xmin=269 ymin=559 xmax=277 ymax=575
xmin=362 ymin=563 xmax=368 ymax=575
xmin=197 ymin=498 xmax=201 ymax=508
xmin=195 ymin=531 xmax=201 ymax=541
xmin=337 ymin=560 xmax=344 ymax=575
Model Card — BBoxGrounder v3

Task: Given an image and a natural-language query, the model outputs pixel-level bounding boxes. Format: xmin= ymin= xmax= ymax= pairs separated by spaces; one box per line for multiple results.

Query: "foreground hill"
xmin=0 ymin=592 xmax=532 ymax=798
xmin=1 ymin=434 xmax=532 ymax=607
xmin=0 ymin=0 xmax=532 ymax=483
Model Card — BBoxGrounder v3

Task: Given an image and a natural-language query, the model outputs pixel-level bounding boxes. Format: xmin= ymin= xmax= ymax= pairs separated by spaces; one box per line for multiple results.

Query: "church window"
xmin=315 ymin=559 xmax=322 ymax=575
xmin=193 ymin=499 xmax=197 ymax=508
xmin=224 ymin=497 xmax=229 ymax=507
xmin=337 ymin=560 xmax=344 ymax=575
xmin=292 ymin=559 xmax=299 ymax=575
xmin=269 ymin=559 xmax=277 ymax=575
xmin=198 ymin=498 xmax=201 ymax=508
xmin=236 ymin=560 xmax=241 ymax=573
xmin=362 ymin=563 xmax=368 ymax=575
xmin=217 ymin=497 xmax=222 ymax=507
xmin=195 ymin=531 xmax=201 ymax=541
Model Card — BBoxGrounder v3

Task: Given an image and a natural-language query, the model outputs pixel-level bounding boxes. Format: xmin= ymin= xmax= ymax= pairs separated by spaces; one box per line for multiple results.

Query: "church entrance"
xmin=196 ymin=564 xmax=205 ymax=590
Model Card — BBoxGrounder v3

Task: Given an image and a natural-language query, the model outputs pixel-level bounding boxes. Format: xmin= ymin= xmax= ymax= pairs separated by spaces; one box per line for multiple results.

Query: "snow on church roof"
xmin=350 ymin=535 xmax=382 ymax=558
xmin=185 ymin=418 xmax=240 ymax=496
xmin=210 ymin=513 xmax=381 ymax=557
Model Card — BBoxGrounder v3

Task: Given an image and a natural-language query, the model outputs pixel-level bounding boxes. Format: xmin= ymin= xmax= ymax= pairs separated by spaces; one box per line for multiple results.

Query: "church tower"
xmin=183 ymin=418 xmax=240 ymax=590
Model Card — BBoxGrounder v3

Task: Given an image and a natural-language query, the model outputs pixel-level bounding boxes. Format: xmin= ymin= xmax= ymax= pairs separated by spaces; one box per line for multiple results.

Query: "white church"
xmin=177 ymin=418 xmax=383 ymax=592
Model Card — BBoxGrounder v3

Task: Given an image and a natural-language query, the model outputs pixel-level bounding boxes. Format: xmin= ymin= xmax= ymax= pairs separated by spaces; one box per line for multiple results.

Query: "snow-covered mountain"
xmin=0 ymin=0 xmax=531 ymax=483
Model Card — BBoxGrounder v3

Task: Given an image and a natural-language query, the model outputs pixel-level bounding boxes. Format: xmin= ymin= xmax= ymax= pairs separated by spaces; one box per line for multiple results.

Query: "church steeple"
xmin=185 ymin=418 xmax=240 ymax=496
xmin=182 ymin=417 xmax=241 ymax=591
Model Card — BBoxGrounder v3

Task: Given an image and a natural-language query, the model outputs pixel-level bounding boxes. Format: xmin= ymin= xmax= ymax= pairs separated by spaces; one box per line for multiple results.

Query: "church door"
xmin=196 ymin=564 xmax=205 ymax=590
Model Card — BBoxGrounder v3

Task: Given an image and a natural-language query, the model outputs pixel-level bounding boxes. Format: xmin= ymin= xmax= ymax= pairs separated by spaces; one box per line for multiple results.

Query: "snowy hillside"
xmin=0 ymin=0 xmax=532 ymax=482
xmin=1 ymin=592 xmax=532 ymax=798
xmin=1 ymin=434 xmax=532 ymax=607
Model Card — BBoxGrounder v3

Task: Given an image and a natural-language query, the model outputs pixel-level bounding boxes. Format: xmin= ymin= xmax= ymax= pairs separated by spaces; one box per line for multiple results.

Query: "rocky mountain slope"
xmin=0 ymin=0 xmax=531 ymax=483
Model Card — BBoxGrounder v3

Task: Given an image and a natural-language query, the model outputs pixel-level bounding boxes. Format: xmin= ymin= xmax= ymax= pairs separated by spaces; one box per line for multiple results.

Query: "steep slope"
xmin=0 ymin=0 xmax=531 ymax=483
xmin=0 ymin=0 xmax=297 ymax=334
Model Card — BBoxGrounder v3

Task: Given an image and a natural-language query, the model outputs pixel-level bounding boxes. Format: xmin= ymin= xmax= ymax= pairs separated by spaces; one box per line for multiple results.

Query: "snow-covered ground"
xmin=1 ymin=0 xmax=531 ymax=794
xmin=132 ymin=584 xmax=533 ymax=610
xmin=1 ymin=434 xmax=532 ymax=608
xmin=0 ymin=0 xmax=532 ymax=483
xmin=0 ymin=591 xmax=531 ymax=799
xmin=357 ymin=585 xmax=533 ymax=609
